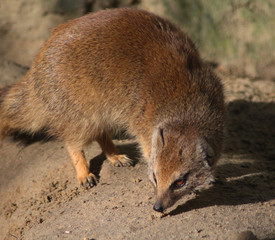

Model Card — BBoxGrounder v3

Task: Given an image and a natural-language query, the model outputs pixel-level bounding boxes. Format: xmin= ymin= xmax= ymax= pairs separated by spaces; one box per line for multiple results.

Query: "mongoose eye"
xmin=153 ymin=173 xmax=157 ymax=184
xmin=171 ymin=172 xmax=189 ymax=190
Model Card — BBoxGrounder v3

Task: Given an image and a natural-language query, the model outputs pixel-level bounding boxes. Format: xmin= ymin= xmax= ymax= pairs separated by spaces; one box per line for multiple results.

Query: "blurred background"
xmin=0 ymin=0 xmax=274 ymax=79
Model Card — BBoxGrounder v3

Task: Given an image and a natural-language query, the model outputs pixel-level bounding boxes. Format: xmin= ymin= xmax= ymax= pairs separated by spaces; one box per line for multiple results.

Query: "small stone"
xmin=150 ymin=210 xmax=164 ymax=219
xmin=134 ymin=178 xmax=142 ymax=183
xmin=236 ymin=231 xmax=258 ymax=240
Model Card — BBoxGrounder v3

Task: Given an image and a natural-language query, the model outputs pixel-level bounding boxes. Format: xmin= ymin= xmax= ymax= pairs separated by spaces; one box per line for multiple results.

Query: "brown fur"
xmin=0 ymin=8 xmax=225 ymax=210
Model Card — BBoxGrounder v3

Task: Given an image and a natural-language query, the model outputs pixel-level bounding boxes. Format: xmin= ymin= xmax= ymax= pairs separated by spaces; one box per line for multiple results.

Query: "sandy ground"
xmin=0 ymin=60 xmax=274 ymax=240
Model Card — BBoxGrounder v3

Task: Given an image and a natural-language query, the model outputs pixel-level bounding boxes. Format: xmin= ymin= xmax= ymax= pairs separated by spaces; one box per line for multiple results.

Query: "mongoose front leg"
xmin=66 ymin=144 xmax=97 ymax=188
xmin=96 ymin=131 xmax=133 ymax=167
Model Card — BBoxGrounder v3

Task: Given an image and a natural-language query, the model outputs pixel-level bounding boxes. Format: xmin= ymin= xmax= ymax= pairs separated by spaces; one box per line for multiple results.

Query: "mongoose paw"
xmin=79 ymin=173 xmax=98 ymax=189
xmin=109 ymin=154 xmax=133 ymax=167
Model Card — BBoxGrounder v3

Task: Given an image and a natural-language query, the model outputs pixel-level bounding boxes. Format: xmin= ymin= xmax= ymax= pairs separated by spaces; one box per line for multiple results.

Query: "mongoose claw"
xmin=109 ymin=154 xmax=133 ymax=167
xmin=80 ymin=173 xmax=98 ymax=189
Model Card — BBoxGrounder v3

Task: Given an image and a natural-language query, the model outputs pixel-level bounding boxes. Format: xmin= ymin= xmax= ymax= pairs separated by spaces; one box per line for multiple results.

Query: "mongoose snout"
xmin=153 ymin=200 xmax=164 ymax=213
xmin=0 ymin=8 xmax=225 ymax=212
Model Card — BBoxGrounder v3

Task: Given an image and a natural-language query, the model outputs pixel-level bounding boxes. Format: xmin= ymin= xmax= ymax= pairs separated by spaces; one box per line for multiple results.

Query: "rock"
xmin=236 ymin=231 xmax=258 ymax=240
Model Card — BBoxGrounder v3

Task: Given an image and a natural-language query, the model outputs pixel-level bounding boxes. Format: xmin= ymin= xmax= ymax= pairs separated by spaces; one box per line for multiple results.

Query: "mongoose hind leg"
xmin=66 ymin=143 xmax=97 ymax=189
xmin=96 ymin=131 xmax=133 ymax=167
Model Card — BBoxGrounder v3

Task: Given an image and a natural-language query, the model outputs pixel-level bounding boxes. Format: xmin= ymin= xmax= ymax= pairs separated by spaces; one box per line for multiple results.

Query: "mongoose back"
xmin=0 ymin=8 xmax=225 ymax=212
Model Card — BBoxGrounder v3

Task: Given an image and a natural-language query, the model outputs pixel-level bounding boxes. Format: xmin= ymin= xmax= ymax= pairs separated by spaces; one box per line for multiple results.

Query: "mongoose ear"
xmin=196 ymin=138 xmax=214 ymax=167
xmin=150 ymin=127 xmax=165 ymax=160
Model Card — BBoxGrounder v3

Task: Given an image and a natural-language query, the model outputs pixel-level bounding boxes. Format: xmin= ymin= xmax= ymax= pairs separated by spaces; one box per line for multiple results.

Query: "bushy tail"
xmin=0 ymin=84 xmax=30 ymax=138
xmin=0 ymin=85 xmax=14 ymax=138
xmin=0 ymin=82 xmax=49 ymax=140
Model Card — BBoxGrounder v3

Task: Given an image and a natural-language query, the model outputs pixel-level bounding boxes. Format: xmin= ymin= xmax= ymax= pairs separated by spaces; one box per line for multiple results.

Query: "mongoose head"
xmin=149 ymin=125 xmax=219 ymax=212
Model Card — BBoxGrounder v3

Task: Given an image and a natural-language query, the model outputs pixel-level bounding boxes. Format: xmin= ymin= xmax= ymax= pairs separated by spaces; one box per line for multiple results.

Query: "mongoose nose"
xmin=153 ymin=202 xmax=164 ymax=212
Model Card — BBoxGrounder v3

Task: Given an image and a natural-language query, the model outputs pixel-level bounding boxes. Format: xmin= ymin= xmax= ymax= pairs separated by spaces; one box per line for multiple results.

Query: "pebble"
xmin=134 ymin=178 xmax=142 ymax=183
xmin=236 ymin=231 xmax=258 ymax=240
xmin=149 ymin=211 xmax=165 ymax=220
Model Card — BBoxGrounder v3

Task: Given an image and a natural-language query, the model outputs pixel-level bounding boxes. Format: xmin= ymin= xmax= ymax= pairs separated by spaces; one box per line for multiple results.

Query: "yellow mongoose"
xmin=0 ymin=8 xmax=225 ymax=212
